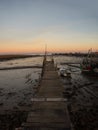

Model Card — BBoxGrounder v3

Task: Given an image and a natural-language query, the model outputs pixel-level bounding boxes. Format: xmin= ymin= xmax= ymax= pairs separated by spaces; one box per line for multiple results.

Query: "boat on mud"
xmin=59 ymin=68 xmax=71 ymax=77
xmin=80 ymin=49 xmax=98 ymax=74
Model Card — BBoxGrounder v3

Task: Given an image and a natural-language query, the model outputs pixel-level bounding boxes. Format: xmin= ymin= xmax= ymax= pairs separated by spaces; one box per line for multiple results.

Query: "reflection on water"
xmin=0 ymin=68 xmax=42 ymax=110
xmin=0 ymin=57 xmax=42 ymax=110
xmin=54 ymin=55 xmax=98 ymax=104
xmin=0 ymin=57 xmax=43 ymax=68
xmin=0 ymin=55 xmax=97 ymax=130
xmin=55 ymin=56 xmax=98 ymax=130
xmin=0 ymin=56 xmax=98 ymax=111
xmin=54 ymin=55 xmax=83 ymax=64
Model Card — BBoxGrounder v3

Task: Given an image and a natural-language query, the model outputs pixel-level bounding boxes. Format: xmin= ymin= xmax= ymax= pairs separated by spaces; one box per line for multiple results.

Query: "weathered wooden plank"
xmin=23 ymin=59 xmax=71 ymax=130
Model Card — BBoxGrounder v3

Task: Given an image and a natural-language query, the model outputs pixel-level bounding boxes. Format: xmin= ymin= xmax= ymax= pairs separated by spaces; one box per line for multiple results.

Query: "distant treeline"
xmin=53 ymin=52 xmax=98 ymax=57
xmin=0 ymin=54 xmax=41 ymax=61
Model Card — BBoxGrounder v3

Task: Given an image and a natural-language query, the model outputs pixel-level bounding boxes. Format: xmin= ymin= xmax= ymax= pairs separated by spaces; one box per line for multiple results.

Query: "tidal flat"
xmin=0 ymin=55 xmax=98 ymax=130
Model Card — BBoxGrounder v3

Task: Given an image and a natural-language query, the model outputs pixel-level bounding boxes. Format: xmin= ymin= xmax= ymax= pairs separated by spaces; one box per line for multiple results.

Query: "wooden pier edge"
xmin=20 ymin=56 xmax=72 ymax=130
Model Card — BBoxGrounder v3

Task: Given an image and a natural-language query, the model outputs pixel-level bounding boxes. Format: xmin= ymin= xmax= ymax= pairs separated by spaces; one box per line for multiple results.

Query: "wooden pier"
xmin=22 ymin=57 xmax=71 ymax=130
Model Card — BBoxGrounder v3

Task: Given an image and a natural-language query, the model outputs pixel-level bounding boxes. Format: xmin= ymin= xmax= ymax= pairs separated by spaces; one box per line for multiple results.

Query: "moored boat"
xmin=80 ymin=49 xmax=98 ymax=74
xmin=59 ymin=68 xmax=71 ymax=77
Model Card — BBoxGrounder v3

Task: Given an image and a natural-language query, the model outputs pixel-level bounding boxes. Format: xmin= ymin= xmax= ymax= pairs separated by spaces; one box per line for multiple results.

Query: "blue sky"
xmin=0 ymin=0 xmax=98 ymax=53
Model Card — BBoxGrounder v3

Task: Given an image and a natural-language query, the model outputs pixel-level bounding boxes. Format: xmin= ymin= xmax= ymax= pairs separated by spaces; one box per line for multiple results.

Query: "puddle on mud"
xmin=57 ymin=60 xmax=98 ymax=130
xmin=0 ymin=56 xmax=97 ymax=130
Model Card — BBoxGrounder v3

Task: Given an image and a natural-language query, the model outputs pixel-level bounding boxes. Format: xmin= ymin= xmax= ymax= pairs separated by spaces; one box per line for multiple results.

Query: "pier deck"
xmin=23 ymin=59 xmax=71 ymax=130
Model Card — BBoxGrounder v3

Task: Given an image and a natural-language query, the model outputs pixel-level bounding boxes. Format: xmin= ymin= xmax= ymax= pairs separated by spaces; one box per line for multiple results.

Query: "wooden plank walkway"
xmin=22 ymin=59 xmax=71 ymax=130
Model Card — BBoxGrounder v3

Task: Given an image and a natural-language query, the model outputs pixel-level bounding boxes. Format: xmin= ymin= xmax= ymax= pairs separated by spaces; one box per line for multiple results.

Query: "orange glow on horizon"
xmin=0 ymin=39 xmax=98 ymax=54
xmin=1 ymin=47 xmax=98 ymax=54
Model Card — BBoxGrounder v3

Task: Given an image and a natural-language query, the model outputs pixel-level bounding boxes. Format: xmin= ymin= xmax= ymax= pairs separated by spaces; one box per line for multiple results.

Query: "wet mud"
xmin=60 ymin=64 xmax=98 ymax=130
xmin=0 ymin=76 xmax=40 ymax=130
xmin=0 ymin=56 xmax=98 ymax=130
xmin=0 ymin=68 xmax=41 ymax=130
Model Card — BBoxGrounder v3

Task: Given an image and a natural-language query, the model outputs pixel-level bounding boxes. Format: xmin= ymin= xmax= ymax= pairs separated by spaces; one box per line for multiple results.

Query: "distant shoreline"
xmin=0 ymin=54 xmax=42 ymax=61
xmin=0 ymin=52 xmax=97 ymax=62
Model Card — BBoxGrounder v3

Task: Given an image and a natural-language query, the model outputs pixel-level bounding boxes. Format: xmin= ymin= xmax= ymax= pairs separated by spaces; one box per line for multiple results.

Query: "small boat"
xmin=59 ymin=68 xmax=66 ymax=76
xmin=59 ymin=68 xmax=71 ymax=77
xmin=80 ymin=49 xmax=98 ymax=74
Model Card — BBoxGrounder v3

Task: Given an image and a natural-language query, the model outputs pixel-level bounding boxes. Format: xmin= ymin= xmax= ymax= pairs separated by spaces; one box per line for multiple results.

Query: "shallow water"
xmin=0 ymin=57 xmax=43 ymax=110
xmin=54 ymin=55 xmax=83 ymax=64
xmin=0 ymin=55 xmax=98 ymax=110
xmin=0 ymin=56 xmax=98 ymax=130
xmin=54 ymin=56 xmax=98 ymax=107
xmin=0 ymin=57 xmax=43 ymax=68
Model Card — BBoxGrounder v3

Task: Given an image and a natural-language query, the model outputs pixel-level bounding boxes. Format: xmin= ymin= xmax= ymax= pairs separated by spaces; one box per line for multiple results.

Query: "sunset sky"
xmin=0 ymin=0 xmax=98 ymax=54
